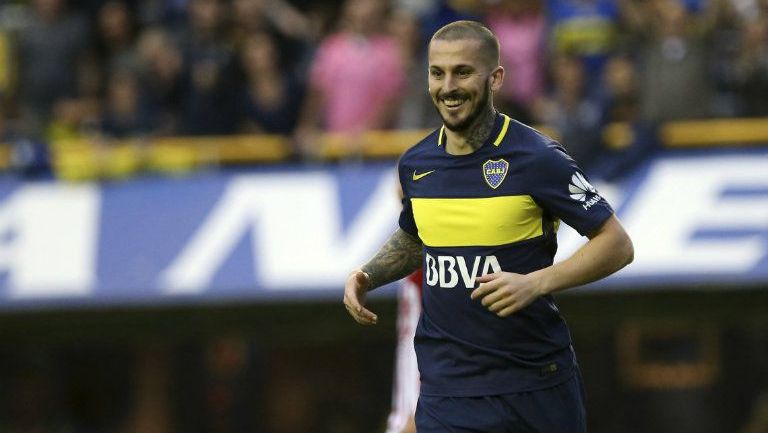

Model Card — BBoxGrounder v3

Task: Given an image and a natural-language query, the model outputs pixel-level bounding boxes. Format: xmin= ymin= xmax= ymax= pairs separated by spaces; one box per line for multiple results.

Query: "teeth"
xmin=443 ymin=99 xmax=464 ymax=107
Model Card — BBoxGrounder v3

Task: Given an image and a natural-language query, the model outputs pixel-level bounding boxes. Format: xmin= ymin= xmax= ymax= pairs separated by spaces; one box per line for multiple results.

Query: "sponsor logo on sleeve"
xmin=569 ymin=172 xmax=601 ymax=210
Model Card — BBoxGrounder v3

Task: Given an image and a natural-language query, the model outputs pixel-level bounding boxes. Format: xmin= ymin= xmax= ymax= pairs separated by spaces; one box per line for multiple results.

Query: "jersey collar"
xmin=437 ymin=113 xmax=512 ymax=148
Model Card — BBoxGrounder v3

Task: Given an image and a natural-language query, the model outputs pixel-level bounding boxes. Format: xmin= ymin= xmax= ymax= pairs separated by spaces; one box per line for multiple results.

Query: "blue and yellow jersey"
xmin=398 ymin=113 xmax=613 ymax=396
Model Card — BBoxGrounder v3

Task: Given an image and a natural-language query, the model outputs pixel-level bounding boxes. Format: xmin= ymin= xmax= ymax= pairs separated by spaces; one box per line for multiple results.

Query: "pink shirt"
xmin=487 ymin=14 xmax=546 ymax=106
xmin=310 ymin=32 xmax=405 ymax=132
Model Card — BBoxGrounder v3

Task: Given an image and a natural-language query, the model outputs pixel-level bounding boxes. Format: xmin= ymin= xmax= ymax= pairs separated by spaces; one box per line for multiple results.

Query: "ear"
xmin=489 ymin=66 xmax=504 ymax=92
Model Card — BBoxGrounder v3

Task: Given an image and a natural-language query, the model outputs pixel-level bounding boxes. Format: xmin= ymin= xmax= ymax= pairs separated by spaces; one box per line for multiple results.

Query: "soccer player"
xmin=344 ymin=20 xmax=633 ymax=433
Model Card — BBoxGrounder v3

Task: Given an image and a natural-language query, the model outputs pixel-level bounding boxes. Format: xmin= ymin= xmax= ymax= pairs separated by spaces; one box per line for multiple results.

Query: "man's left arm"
xmin=471 ymin=215 xmax=633 ymax=317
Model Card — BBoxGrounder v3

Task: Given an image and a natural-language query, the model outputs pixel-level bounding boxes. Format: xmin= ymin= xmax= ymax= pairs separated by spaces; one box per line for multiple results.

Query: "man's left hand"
xmin=470 ymin=272 xmax=544 ymax=317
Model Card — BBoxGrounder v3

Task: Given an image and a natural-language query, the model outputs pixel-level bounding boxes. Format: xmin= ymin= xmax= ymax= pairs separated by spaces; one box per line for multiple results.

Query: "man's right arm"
xmin=362 ymin=228 xmax=423 ymax=290
xmin=344 ymin=228 xmax=422 ymax=325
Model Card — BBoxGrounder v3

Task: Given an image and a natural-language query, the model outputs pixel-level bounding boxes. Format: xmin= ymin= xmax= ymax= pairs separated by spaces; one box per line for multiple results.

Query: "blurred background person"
xmin=229 ymin=0 xmax=316 ymax=76
xmin=94 ymin=0 xmax=139 ymax=75
xmin=15 ymin=0 xmax=89 ymax=137
xmin=99 ymin=69 xmax=153 ymax=139
xmin=547 ymin=0 xmax=622 ymax=89
xmin=484 ymin=0 xmax=544 ymax=124
xmin=389 ymin=7 xmax=439 ymax=130
xmin=532 ymin=53 xmax=603 ymax=172
xmin=236 ymin=31 xmax=305 ymax=135
xmin=596 ymin=53 xmax=640 ymax=126
xmin=295 ymin=0 xmax=405 ymax=158
xmin=45 ymin=50 xmax=102 ymax=144
xmin=733 ymin=1 xmax=768 ymax=116
xmin=620 ymin=0 xmax=736 ymax=123
xmin=177 ymin=0 xmax=239 ymax=136
xmin=136 ymin=27 xmax=185 ymax=136
xmin=589 ymin=52 xmax=659 ymax=181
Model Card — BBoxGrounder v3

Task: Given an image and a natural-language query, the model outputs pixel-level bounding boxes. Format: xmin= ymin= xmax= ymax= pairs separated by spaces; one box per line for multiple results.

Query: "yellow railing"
xmin=48 ymin=130 xmax=435 ymax=181
xmin=2 ymin=117 xmax=767 ymax=181
xmin=660 ymin=117 xmax=768 ymax=147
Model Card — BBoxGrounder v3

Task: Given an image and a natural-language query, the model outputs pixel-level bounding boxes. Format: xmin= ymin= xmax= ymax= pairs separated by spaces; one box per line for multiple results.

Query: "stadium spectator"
xmin=177 ymin=0 xmax=240 ymax=135
xmin=597 ymin=53 xmax=640 ymax=125
xmin=94 ymin=0 xmax=139 ymax=75
xmin=734 ymin=6 xmax=768 ymax=116
xmin=532 ymin=53 xmax=603 ymax=171
xmin=15 ymin=0 xmax=89 ymax=136
xmin=46 ymin=99 xmax=92 ymax=143
xmin=230 ymin=0 xmax=317 ymax=74
xmin=179 ymin=0 xmax=230 ymax=58
xmin=237 ymin=31 xmax=305 ymax=134
xmin=295 ymin=0 xmax=405 ymax=157
xmin=99 ymin=70 xmax=153 ymax=139
xmin=484 ymin=0 xmax=545 ymax=115
xmin=417 ymin=0 xmax=482 ymax=39
xmin=45 ymin=51 xmax=102 ymax=143
xmin=620 ymin=0 xmax=734 ymax=123
xmin=390 ymin=8 xmax=440 ymax=130
xmin=547 ymin=0 xmax=622 ymax=84
xmin=0 ymin=104 xmax=50 ymax=178
xmin=591 ymin=52 xmax=660 ymax=181
xmin=136 ymin=27 xmax=185 ymax=135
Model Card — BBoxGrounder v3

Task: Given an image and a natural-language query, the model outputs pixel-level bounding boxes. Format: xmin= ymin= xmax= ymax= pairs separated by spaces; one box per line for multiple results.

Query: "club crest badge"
xmin=482 ymin=159 xmax=509 ymax=189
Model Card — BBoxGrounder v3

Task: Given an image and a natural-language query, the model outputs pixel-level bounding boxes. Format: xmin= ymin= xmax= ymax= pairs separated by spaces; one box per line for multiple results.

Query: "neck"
xmin=445 ymin=107 xmax=497 ymax=155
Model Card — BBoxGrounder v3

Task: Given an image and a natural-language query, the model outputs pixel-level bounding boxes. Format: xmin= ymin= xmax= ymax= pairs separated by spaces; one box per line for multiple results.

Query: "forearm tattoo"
xmin=361 ymin=228 xmax=423 ymax=290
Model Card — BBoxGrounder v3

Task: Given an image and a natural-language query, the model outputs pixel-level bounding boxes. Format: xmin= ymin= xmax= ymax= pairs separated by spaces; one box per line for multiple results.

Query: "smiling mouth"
xmin=441 ymin=97 xmax=467 ymax=110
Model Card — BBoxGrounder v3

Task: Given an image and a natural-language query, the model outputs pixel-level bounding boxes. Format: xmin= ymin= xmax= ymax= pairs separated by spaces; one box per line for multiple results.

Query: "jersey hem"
xmin=418 ymin=365 xmax=577 ymax=397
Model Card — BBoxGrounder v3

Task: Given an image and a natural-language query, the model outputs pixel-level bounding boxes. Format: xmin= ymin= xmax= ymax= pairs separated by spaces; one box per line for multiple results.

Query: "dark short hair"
xmin=430 ymin=20 xmax=500 ymax=67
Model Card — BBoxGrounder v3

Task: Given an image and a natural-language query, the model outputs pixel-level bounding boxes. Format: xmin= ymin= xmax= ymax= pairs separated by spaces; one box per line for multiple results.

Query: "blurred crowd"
xmin=1 ymin=0 xmax=768 ymax=176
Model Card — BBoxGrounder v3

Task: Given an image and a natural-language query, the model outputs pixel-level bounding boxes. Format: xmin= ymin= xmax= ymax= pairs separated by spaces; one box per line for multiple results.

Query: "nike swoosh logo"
xmin=412 ymin=170 xmax=435 ymax=181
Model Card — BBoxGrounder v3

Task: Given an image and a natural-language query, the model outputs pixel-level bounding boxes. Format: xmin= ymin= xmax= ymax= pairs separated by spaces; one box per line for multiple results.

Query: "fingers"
xmin=470 ymin=277 xmax=502 ymax=300
xmin=470 ymin=272 xmax=530 ymax=317
xmin=488 ymin=296 xmax=514 ymax=313
xmin=497 ymin=304 xmax=520 ymax=317
xmin=343 ymin=293 xmax=378 ymax=325
xmin=475 ymin=272 xmax=501 ymax=284
xmin=343 ymin=271 xmax=377 ymax=325
xmin=344 ymin=302 xmax=379 ymax=325
xmin=480 ymin=288 xmax=506 ymax=307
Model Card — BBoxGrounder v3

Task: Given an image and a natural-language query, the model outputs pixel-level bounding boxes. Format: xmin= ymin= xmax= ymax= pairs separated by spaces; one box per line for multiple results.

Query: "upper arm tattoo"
xmin=361 ymin=228 xmax=423 ymax=290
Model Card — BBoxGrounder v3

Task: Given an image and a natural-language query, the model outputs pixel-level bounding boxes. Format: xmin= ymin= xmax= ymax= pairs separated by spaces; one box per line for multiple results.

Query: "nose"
xmin=442 ymin=73 xmax=459 ymax=93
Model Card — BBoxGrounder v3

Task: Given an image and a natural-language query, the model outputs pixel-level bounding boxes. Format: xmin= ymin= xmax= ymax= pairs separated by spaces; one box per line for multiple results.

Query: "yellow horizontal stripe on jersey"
xmin=411 ymin=196 xmax=543 ymax=247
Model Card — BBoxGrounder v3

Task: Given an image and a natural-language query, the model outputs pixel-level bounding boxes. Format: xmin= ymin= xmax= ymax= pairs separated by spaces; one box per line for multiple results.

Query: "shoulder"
xmin=503 ymin=119 xmax=568 ymax=159
xmin=398 ymin=128 xmax=441 ymax=168
xmin=496 ymin=119 xmax=578 ymax=182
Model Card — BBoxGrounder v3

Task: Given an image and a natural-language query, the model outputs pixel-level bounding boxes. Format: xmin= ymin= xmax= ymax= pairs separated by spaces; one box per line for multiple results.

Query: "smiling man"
xmin=343 ymin=20 xmax=634 ymax=433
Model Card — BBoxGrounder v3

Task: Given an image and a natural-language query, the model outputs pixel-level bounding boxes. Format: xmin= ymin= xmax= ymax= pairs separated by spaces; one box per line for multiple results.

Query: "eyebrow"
xmin=429 ymin=64 xmax=475 ymax=70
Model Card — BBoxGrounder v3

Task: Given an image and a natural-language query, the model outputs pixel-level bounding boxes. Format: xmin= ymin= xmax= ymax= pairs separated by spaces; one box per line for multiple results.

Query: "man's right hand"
xmin=343 ymin=270 xmax=378 ymax=325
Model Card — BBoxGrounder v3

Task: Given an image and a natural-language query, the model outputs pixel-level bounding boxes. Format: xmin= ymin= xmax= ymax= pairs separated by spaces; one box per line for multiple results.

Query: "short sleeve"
xmin=529 ymin=144 xmax=613 ymax=236
xmin=398 ymin=196 xmax=418 ymax=237
xmin=397 ymin=160 xmax=419 ymax=237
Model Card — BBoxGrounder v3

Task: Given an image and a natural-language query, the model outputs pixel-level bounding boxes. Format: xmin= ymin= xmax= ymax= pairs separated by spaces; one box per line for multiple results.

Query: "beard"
xmin=435 ymin=81 xmax=492 ymax=132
